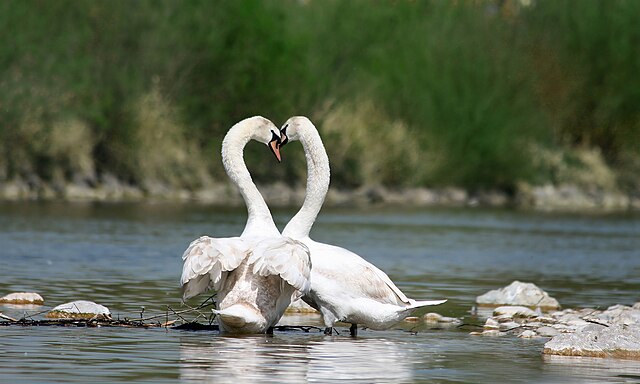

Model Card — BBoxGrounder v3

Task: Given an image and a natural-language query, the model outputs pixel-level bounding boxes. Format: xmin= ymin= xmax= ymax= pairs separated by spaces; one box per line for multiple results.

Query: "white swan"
xmin=279 ymin=116 xmax=446 ymax=336
xmin=181 ymin=116 xmax=311 ymax=334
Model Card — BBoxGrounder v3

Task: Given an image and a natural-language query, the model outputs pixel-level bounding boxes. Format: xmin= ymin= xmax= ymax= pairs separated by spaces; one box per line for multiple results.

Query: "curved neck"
xmin=282 ymin=127 xmax=330 ymax=239
xmin=222 ymin=125 xmax=279 ymax=238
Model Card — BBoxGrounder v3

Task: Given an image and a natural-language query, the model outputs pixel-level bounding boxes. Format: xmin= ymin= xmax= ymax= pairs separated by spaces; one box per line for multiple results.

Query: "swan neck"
xmin=283 ymin=128 xmax=329 ymax=239
xmin=222 ymin=126 xmax=279 ymax=237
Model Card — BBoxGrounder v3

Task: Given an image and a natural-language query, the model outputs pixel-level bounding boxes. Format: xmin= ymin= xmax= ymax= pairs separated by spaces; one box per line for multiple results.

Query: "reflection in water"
xmin=306 ymin=338 xmax=414 ymax=383
xmin=543 ymin=355 xmax=640 ymax=383
xmin=180 ymin=335 xmax=414 ymax=383
xmin=180 ymin=336 xmax=309 ymax=383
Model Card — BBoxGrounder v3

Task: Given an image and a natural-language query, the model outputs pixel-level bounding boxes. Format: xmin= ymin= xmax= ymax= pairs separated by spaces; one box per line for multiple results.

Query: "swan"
xmin=180 ymin=116 xmax=311 ymax=334
xmin=279 ymin=116 xmax=446 ymax=336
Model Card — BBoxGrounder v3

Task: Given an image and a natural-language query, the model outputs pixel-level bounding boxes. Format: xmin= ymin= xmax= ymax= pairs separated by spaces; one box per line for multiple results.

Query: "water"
xmin=1 ymin=202 xmax=640 ymax=383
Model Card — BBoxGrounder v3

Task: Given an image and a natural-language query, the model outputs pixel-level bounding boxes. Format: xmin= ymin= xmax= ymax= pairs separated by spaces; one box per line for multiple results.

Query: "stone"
xmin=46 ymin=300 xmax=111 ymax=320
xmin=493 ymin=306 xmax=538 ymax=318
xmin=423 ymin=312 xmax=461 ymax=324
xmin=499 ymin=321 xmax=521 ymax=331
xmin=481 ymin=330 xmax=506 ymax=337
xmin=518 ymin=330 xmax=537 ymax=338
xmin=476 ymin=281 xmax=560 ymax=310
xmin=593 ymin=305 xmax=640 ymax=326
xmin=423 ymin=313 xmax=443 ymax=323
xmin=536 ymin=326 xmax=560 ymax=337
xmin=484 ymin=318 xmax=499 ymax=329
xmin=0 ymin=292 xmax=44 ymax=305
xmin=285 ymin=299 xmax=318 ymax=314
xmin=543 ymin=324 xmax=640 ymax=358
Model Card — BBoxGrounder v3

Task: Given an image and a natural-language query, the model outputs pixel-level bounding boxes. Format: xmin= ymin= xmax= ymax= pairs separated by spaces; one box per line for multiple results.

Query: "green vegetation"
xmin=1 ymin=0 xmax=638 ymax=194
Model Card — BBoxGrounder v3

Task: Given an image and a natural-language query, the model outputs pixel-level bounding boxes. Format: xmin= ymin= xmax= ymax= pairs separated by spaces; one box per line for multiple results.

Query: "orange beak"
xmin=269 ymin=140 xmax=282 ymax=162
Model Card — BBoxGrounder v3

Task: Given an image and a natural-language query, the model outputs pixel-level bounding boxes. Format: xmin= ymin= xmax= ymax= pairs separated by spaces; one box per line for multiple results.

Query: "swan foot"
xmin=324 ymin=327 xmax=332 ymax=335
xmin=266 ymin=327 xmax=274 ymax=335
xmin=350 ymin=323 xmax=358 ymax=337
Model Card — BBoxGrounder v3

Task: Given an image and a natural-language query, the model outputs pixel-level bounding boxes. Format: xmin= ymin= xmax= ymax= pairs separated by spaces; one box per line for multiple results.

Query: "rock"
xmin=593 ymin=305 xmax=640 ymax=326
xmin=633 ymin=302 xmax=640 ymax=310
xmin=423 ymin=313 xmax=461 ymax=325
xmin=493 ymin=306 xmax=539 ymax=318
xmin=518 ymin=330 xmax=537 ymax=338
xmin=484 ymin=318 xmax=499 ymax=330
xmin=536 ymin=326 xmax=560 ymax=337
xmin=481 ymin=329 xmax=506 ymax=337
xmin=0 ymin=292 xmax=44 ymax=305
xmin=423 ymin=313 xmax=443 ymax=323
xmin=543 ymin=324 xmax=640 ymax=358
xmin=476 ymin=281 xmax=560 ymax=310
xmin=499 ymin=321 xmax=521 ymax=331
xmin=285 ymin=299 xmax=318 ymax=314
xmin=46 ymin=300 xmax=111 ymax=320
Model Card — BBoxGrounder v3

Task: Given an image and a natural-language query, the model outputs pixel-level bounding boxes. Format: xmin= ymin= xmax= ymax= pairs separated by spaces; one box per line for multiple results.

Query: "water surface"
xmin=1 ymin=202 xmax=639 ymax=383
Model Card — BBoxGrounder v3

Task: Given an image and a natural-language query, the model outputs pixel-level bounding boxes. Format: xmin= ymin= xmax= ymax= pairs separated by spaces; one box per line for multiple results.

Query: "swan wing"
xmin=248 ymin=237 xmax=312 ymax=297
xmin=312 ymin=242 xmax=416 ymax=305
xmin=180 ymin=236 xmax=248 ymax=300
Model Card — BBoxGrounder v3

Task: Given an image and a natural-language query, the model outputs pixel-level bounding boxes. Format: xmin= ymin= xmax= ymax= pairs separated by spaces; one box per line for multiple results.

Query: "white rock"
xmin=633 ymin=302 xmax=640 ymax=310
xmin=0 ymin=292 xmax=44 ymax=305
xmin=543 ymin=324 xmax=640 ymax=358
xmin=285 ymin=299 xmax=318 ymax=313
xmin=438 ymin=316 xmax=462 ymax=325
xmin=482 ymin=330 xmax=506 ymax=337
xmin=518 ymin=330 xmax=537 ymax=338
xmin=423 ymin=313 xmax=443 ymax=323
xmin=594 ymin=305 xmax=640 ymax=326
xmin=484 ymin=318 xmax=499 ymax=329
xmin=46 ymin=300 xmax=111 ymax=319
xmin=536 ymin=326 xmax=560 ymax=337
xmin=499 ymin=321 xmax=521 ymax=331
xmin=423 ymin=313 xmax=461 ymax=325
xmin=494 ymin=306 xmax=538 ymax=318
xmin=476 ymin=281 xmax=560 ymax=309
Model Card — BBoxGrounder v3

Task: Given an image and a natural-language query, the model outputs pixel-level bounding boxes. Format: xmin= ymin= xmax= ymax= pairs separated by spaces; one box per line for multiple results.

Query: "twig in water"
xmin=168 ymin=306 xmax=189 ymax=323
xmin=0 ymin=313 xmax=17 ymax=322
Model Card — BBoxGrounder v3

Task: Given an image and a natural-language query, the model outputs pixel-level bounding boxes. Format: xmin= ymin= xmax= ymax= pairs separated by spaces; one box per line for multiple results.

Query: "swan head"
xmin=278 ymin=116 xmax=313 ymax=147
xmin=244 ymin=116 xmax=283 ymax=162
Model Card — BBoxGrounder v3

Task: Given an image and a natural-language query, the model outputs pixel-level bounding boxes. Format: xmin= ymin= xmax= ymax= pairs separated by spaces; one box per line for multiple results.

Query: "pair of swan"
xmin=181 ymin=116 xmax=446 ymax=335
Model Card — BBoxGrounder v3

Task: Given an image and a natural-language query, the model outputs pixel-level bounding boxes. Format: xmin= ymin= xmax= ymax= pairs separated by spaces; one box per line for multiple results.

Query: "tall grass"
xmin=0 ymin=0 xmax=638 ymax=192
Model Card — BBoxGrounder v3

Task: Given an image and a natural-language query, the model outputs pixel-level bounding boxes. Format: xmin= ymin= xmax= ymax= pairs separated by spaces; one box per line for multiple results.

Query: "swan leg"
xmin=349 ymin=323 xmax=358 ymax=337
xmin=266 ymin=327 xmax=274 ymax=335
xmin=324 ymin=327 xmax=333 ymax=335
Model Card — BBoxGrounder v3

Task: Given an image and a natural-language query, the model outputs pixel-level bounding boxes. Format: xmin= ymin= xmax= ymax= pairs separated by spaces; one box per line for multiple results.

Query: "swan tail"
xmin=407 ymin=299 xmax=447 ymax=310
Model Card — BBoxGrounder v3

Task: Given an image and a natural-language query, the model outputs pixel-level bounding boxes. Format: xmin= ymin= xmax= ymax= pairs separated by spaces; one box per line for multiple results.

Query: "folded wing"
xmin=248 ymin=237 xmax=312 ymax=299
xmin=180 ymin=236 xmax=248 ymax=300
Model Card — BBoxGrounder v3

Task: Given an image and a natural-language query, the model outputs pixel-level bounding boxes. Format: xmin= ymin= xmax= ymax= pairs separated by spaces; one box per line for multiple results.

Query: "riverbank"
xmin=1 ymin=177 xmax=638 ymax=212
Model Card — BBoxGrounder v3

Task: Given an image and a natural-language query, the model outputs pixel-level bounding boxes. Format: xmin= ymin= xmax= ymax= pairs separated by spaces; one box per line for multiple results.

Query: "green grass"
xmin=0 ymin=0 xmax=638 ymax=192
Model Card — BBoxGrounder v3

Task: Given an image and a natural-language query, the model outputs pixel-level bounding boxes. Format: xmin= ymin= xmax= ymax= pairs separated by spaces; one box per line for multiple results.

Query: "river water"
xmin=1 ymin=202 xmax=639 ymax=383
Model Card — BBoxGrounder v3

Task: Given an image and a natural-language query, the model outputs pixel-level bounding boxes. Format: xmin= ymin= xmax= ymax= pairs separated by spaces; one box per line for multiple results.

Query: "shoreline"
xmin=0 ymin=178 xmax=638 ymax=212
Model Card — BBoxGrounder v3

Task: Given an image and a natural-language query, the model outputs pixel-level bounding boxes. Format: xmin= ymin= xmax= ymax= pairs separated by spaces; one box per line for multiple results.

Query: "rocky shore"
xmin=471 ymin=281 xmax=640 ymax=359
xmin=1 ymin=177 xmax=638 ymax=212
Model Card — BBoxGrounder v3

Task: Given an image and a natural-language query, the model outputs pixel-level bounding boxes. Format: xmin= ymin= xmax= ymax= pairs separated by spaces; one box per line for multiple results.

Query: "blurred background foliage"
xmin=0 ymin=0 xmax=638 ymax=193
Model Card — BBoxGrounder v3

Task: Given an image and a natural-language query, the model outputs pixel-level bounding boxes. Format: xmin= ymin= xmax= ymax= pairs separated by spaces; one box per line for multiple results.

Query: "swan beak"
xmin=269 ymin=139 xmax=282 ymax=163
